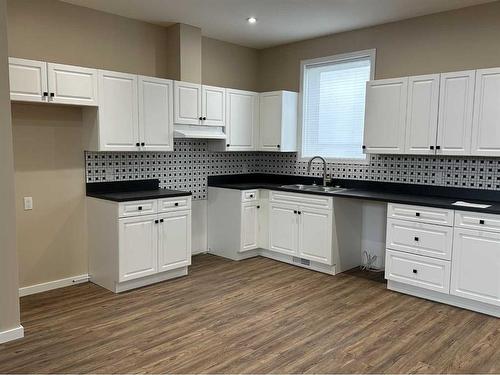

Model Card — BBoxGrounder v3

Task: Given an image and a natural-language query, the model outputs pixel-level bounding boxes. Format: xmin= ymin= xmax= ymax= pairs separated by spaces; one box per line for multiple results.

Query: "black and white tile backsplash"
xmin=86 ymin=140 xmax=500 ymax=200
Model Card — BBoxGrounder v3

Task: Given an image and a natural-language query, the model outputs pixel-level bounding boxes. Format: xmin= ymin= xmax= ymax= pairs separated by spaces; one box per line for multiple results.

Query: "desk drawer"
xmin=385 ymin=249 xmax=451 ymax=294
xmin=386 ymin=219 xmax=453 ymax=260
xmin=455 ymin=211 xmax=500 ymax=233
xmin=158 ymin=196 xmax=191 ymax=212
xmin=118 ymin=200 xmax=157 ymax=218
xmin=388 ymin=203 xmax=453 ymax=226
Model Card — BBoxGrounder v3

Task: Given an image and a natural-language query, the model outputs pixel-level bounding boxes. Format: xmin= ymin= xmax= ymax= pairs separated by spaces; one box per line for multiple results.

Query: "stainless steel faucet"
xmin=307 ymin=156 xmax=331 ymax=187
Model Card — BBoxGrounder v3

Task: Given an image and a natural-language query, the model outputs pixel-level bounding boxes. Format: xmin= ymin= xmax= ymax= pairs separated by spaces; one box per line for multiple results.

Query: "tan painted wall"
xmin=179 ymin=24 xmax=202 ymax=84
xmin=0 ymin=0 xmax=20 ymax=331
xmin=7 ymin=0 xmax=170 ymax=77
xmin=258 ymin=1 xmax=500 ymax=91
xmin=12 ymin=104 xmax=87 ymax=288
xmin=202 ymin=37 xmax=259 ymax=91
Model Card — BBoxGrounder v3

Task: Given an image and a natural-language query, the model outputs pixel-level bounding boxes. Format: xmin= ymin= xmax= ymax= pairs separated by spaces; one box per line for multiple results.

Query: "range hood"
xmin=174 ymin=125 xmax=226 ymax=139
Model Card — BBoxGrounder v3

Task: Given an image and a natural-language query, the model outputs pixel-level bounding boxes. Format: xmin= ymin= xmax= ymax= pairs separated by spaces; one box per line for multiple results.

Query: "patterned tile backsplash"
xmin=86 ymin=140 xmax=500 ymax=200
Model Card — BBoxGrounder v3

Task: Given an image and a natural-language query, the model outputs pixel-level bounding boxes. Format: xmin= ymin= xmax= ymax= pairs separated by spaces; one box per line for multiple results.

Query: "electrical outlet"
xmin=23 ymin=197 xmax=33 ymax=211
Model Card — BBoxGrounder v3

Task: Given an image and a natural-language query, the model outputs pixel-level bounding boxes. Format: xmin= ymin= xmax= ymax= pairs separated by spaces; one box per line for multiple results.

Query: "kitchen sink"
xmin=281 ymin=184 xmax=345 ymax=193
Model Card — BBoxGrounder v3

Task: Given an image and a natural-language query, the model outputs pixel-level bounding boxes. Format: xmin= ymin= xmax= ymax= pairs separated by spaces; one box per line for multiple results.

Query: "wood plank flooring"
xmin=1 ymin=254 xmax=499 ymax=373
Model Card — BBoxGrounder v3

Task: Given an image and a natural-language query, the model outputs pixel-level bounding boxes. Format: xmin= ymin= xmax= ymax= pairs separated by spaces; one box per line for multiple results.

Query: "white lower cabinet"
xmin=158 ymin=210 xmax=192 ymax=272
xmin=298 ymin=207 xmax=333 ymax=264
xmin=269 ymin=203 xmax=298 ymax=256
xmin=451 ymin=228 xmax=500 ymax=306
xmin=119 ymin=214 xmax=158 ymax=282
xmin=386 ymin=203 xmax=500 ymax=317
xmin=241 ymin=202 xmax=259 ymax=251
xmin=88 ymin=195 xmax=192 ymax=293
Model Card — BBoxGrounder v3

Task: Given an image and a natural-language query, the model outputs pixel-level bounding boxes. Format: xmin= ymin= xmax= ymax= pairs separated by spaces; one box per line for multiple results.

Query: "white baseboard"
xmin=19 ymin=274 xmax=89 ymax=297
xmin=0 ymin=325 xmax=24 ymax=344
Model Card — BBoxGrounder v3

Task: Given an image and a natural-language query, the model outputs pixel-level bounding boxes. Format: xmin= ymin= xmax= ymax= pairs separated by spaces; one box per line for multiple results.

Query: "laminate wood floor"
xmin=1 ymin=254 xmax=499 ymax=374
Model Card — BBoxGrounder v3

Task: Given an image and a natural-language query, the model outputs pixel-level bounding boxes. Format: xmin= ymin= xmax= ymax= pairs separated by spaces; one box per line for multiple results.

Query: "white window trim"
xmin=298 ymin=49 xmax=376 ymax=164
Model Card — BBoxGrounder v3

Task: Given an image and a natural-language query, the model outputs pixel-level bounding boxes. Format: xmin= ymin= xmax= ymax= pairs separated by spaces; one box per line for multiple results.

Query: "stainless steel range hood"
xmin=173 ymin=125 xmax=226 ymax=139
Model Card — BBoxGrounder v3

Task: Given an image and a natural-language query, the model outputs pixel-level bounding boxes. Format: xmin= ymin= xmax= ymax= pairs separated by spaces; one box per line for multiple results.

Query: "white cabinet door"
xmin=451 ymin=228 xmax=500 ymax=306
xmin=118 ymin=214 xmax=158 ymax=282
xmin=404 ymin=74 xmax=439 ymax=154
xmin=158 ymin=210 xmax=191 ymax=272
xmin=226 ymin=89 xmax=259 ymax=151
xmin=8 ymin=57 xmax=48 ymax=103
xmin=241 ymin=202 xmax=259 ymax=252
xmin=298 ymin=207 xmax=332 ymax=265
xmin=471 ymin=68 xmax=500 ymax=156
xmin=174 ymin=81 xmax=201 ymax=125
xmin=138 ymin=76 xmax=173 ymax=152
xmin=98 ymin=70 xmax=139 ymax=151
xmin=259 ymin=91 xmax=282 ymax=151
xmin=364 ymin=78 xmax=408 ymax=154
xmin=47 ymin=63 xmax=98 ymax=106
xmin=202 ymin=85 xmax=225 ymax=126
xmin=436 ymin=70 xmax=475 ymax=155
xmin=269 ymin=203 xmax=298 ymax=256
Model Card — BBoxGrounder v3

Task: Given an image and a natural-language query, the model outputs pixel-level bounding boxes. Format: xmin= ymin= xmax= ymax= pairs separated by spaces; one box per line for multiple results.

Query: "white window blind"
xmin=301 ymin=52 xmax=373 ymax=161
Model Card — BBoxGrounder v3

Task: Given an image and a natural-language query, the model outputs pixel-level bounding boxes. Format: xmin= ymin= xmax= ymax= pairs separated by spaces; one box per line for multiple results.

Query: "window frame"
xmin=298 ymin=49 xmax=376 ymax=164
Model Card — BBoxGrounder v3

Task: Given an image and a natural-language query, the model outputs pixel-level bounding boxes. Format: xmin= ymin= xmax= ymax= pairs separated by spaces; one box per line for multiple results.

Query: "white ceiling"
xmin=61 ymin=0 xmax=495 ymax=49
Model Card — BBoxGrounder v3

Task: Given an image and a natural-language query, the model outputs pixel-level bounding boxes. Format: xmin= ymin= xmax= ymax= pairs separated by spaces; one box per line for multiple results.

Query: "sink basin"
xmin=281 ymin=184 xmax=345 ymax=193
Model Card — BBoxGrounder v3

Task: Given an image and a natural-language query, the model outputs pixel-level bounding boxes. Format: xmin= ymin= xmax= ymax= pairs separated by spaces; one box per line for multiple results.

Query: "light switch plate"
xmin=23 ymin=197 xmax=33 ymax=211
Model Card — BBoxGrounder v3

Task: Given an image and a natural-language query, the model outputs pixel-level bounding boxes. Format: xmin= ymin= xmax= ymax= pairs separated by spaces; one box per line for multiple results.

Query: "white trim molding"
xmin=19 ymin=274 xmax=89 ymax=297
xmin=0 ymin=325 xmax=24 ymax=344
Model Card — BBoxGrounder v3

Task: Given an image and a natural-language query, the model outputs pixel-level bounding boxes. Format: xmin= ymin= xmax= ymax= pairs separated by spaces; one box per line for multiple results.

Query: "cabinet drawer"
xmin=386 ymin=219 xmax=453 ymax=260
xmin=387 ymin=203 xmax=453 ymax=226
xmin=385 ymin=249 xmax=451 ymax=294
xmin=242 ymin=190 xmax=259 ymax=202
xmin=158 ymin=196 xmax=191 ymax=212
xmin=270 ymin=190 xmax=332 ymax=209
xmin=119 ymin=200 xmax=157 ymax=218
xmin=454 ymin=210 xmax=500 ymax=233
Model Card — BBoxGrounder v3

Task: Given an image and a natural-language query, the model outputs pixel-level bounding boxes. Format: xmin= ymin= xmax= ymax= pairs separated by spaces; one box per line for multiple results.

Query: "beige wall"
xmin=7 ymin=0 xmax=170 ymax=78
xmin=202 ymin=37 xmax=259 ymax=91
xmin=258 ymin=1 xmax=500 ymax=91
xmin=12 ymin=104 xmax=87 ymax=288
xmin=180 ymin=24 xmax=202 ymax=84
xmin=0 ymin=0 xmax=20 ymax=331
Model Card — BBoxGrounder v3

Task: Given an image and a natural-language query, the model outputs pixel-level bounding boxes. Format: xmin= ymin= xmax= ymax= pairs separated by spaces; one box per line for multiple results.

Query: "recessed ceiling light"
xmin=247 ymin=17 xmax=257 ymax=24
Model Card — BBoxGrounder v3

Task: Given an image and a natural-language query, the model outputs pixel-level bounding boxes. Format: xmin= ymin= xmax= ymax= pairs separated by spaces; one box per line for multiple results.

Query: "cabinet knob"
xmin=138 ymin=206 xmax=143 ymax=210
xmin=154 ymin=219 xmax=159 ymax=224
xmin=277 ymin=145 xmax=280 ymax=148
xmin=414 ymin=236 xmax=419 ymax=242
xmin=202 ymin=117 xmax=207 ymax=120
xmin=257 ymin=205 xmax=260 ymax=209
xmin=174 ymin=202 xmax=179 ymax=206
xmin=199 ymin=117 xmax=203 ymax=120
xmin=415 ymin=212 xmax=420 ymax=217
xmin=436 ymin=145 xmax=441 ymax=150
xmin=141 ymin=142 xmax=145 ymax=146
xmin=362 ymin=145 xmax=366 ymax=149
xmin=160 ymin=219 xmax=164 ymax=223
xmin=43 ymin=92 xmax=48 ymax=97
xmin=226 ymin=144 xmax=230 ymax=147
xmin=412 ymin=269 xmax=418 ymax=274
xmin=298 ymin=211 xmax=302 ymax=215
xmin=250 ymin=194 xmax=254 ymax=198
xmin=430 ymin=145 xmax=435 ymax=150
xmin=136 ymin=142 xmax=140 ymax=147
xmin=294 ymin=210 xmax=298 ymax=214
xmin=480 ymin=219 xmax=485 ymax=225
xmin=50 ymin=92 xmax=54 ymax=97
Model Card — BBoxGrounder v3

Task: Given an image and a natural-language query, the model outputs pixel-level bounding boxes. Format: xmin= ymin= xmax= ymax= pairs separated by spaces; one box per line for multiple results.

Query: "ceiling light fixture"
xmin=247 ymin=17 xmax=257 ymax=24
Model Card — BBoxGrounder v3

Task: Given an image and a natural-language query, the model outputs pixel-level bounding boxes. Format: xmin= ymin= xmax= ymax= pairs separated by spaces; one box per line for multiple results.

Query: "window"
xmin=300 ymin=50 xmax=375 ymax=162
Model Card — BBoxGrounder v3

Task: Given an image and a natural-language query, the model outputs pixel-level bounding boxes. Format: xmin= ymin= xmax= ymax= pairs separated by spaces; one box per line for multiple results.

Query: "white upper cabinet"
xmin=202 ymin=85 xmax=225 ymax=126
xmin=404 ymin=74 xmax=439 ymax=155
xmin=363 ymin=77 xmax=408 ymax=154
xmin=259 ymin=91 xmax=298 ymax=152
xmin=471 ymin=67 xmax=500 ymax=156
xmin=98 ymin=70 xmax=139 ymax=151
xmin=9 ymin=58 xmax=97 ymax=106
xmin=225 ymin=89 xmax=259 ymax=151
xmin=174 ymin=81 xmax=202 ymax=125
xmin=437 ymin=70 xmax=475 ymax=155
xmin=139 ymin=76 xmax=174 ymax=152
xmin=174 ymin=81 xmax=226 ymax=127
xmin=47 ymin=63 xmax=98 ymax=106
xmin=9 ymin=58 xmax=48 ymax=103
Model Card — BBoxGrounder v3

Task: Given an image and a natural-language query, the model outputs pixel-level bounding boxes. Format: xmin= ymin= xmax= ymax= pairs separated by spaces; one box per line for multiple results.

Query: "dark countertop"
xmin=208 ymin=174 xmax=500 ymax=214
xmin=86 ymin=179 xmax=191 ymax=202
